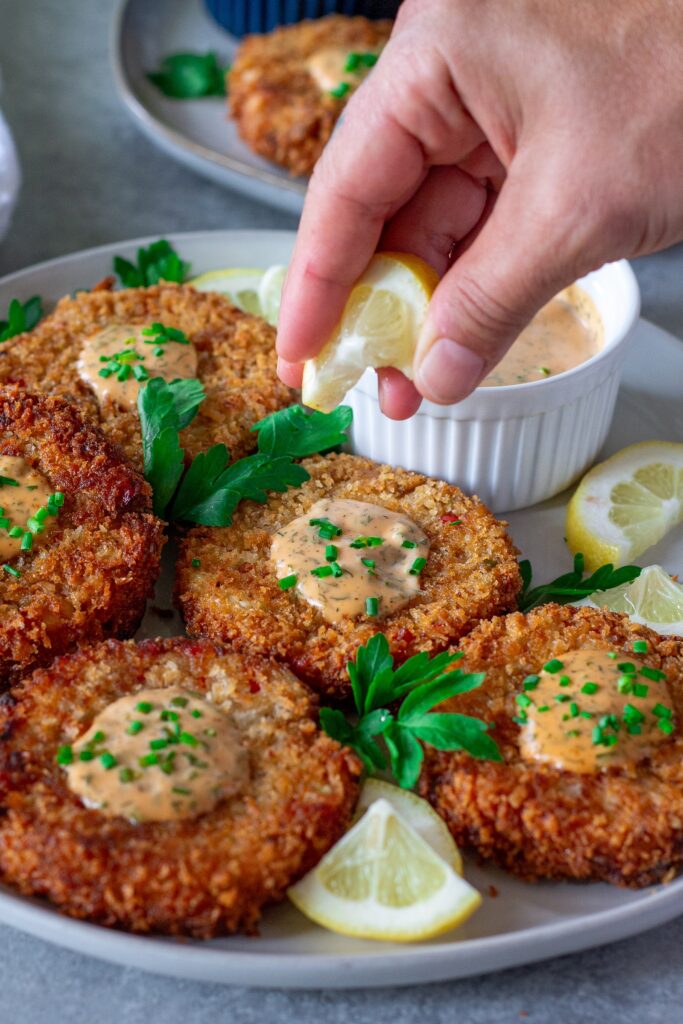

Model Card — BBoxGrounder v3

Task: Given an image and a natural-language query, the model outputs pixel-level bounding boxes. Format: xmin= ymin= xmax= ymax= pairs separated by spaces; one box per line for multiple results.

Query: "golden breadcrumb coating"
xmin=176 ymin=453 xmax=521 ymax=700
xmin=0 ymin=637 xmax=361 ymax=937
xmin=229 ymin=15 xmax=392 ymax=176
xmin=420 ymin=604 xmax=683 ymax=887
xmin=0 ymin=282 xmax=295 ymax=473
xmin=0 ymin=386 xmax=163 ymax=686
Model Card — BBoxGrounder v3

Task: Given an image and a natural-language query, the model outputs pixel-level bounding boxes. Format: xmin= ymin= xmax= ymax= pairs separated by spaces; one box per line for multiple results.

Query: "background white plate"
xmin=0 ymin=230 xmax=682 ymax=989
xmin=112 ymin=0 xmax=307 ymax=214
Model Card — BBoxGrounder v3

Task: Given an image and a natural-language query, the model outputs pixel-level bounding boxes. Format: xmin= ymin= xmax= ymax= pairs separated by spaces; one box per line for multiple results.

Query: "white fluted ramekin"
xmin=346 ymin=260 xmax=641 ymax=512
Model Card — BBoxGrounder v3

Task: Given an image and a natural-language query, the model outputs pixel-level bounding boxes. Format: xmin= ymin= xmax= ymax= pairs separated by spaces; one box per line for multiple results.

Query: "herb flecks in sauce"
xmin=307 ymin=47 xmax=380 ymax=97
xmin=78 ymin=322 xmax=198 ymax=410
xmin=62 ymin=687 xmax=249 ymax=823
xmin=517 ymin=647 xmax=674 ymax=773
xmin=0 ymin=457 xmax=61 ymax=563
xmin=480 ymin=285 xmax=603 ymax=387
xmin=272 ymin=498 xmax=429 ymax=623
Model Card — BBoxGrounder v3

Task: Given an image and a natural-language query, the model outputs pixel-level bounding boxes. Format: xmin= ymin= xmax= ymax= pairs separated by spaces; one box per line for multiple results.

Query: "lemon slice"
xmin=302 ymin=252 xmax=439 ymax=413
xmin=257 ymin=264 xmax=287 ymax=325
xmin=577 ymin=564 xmax=683 ymax=635
xmin=354 ymin=779 xmax=463 ymax=874
xmin=566 ymin=442 xmax=683 ymax=571
xmin=288 ymin=797 xmax=480 ymax=942
xmin=189 ymin=267 xmax=264 ymax=316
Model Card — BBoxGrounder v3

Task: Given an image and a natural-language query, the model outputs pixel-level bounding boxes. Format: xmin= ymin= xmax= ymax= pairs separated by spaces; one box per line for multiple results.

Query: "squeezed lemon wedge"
xmin=566 ymin=442 xmax=683 ymax=571
xmin=189 ymin=265 xmax=286 ymax=325
xmin=288 ymin=793 xmax=480 ymax=942
xmin=302 ymin=252 xmax=439 ymax=413
xmin=577 ymin=564 xmax=683 ymax=635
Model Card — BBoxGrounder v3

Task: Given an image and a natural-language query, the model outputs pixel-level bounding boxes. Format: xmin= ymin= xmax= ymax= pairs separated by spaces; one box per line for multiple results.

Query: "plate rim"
xmin=109 ymin=0 xmax=307 ymax=199
xmin=0 ymin=229 xmax=681 ymax=987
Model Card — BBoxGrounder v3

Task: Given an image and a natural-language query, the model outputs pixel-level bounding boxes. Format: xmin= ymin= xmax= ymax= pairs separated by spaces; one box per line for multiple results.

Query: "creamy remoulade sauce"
xmin=77 ymin=324 xmax=198 ymax=410
xmin=518 ymin=649 xmax=675 ymax=774
xmin=271 ymin=498 xmax=429 ymax=623
xmin=0 ymin=456 xmax=56 ymax=561
xmin=64 ymin=687 xmax=249 ymax=823
xmin=306 ymin=47 xmax=380 ymax=94
xmin=480 ymin=285 xmax=603 ymax=387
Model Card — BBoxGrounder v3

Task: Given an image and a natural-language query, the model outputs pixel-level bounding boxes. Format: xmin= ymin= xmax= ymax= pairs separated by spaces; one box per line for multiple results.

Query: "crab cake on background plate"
xmin=0 ymin=637 xmax=360 ymax=937
xmin=176 ymin=452 xmax=521 ymax=701
xmin=0 ymin=386 xmax=163 ymax=687
xmin=420 ymin=604 xmax=683 ymax=888
xmin=229 ymin=15 xmax=393 ymax=176
xmin=0 ymin=281 xmax=295 ymax=473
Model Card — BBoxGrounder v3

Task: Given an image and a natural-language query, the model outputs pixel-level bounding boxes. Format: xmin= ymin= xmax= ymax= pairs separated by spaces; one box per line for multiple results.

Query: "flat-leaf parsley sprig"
xmin=0 ymin=296 xmax=43 ymax=342
xmin=113 ymin=240 xmax=190 ymax=289
xmin=518 ymin=553 xmax=642 ymax=612
xmin=137 ymin=376 xmax=352 ymax=524
xmin=147 ymin=52 xmax=229 ymax=99
xmin=320 ymin=634 xmax=501 ymax=789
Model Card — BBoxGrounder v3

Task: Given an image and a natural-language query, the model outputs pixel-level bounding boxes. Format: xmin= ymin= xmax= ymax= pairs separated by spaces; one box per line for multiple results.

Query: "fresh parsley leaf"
xmin=320 ymin=634 xmax=500 ymax=789
xmin=170 ymin=447 xmax=308 ymax=526
xmin=147 ymin=52 xmax=229 ymax=99
xmin=138 ymin=378 xmax=205 ymax=514
xmin=149 ymin=426 xmax=185 ymax=518
xmin=518 ymin=553 xmax=642 ymax=611
xmin=254 ymin=404 xmax=353 ymax=459
xmin=113 ymin=240 xmax=190 ymax=288
xmin=0 ymin=295 xmax=43 ymax=342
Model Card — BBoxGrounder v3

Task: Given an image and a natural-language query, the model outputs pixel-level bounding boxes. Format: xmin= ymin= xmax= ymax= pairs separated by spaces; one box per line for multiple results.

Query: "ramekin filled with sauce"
xmin=346 ymin=260 xmax=640 ymax=511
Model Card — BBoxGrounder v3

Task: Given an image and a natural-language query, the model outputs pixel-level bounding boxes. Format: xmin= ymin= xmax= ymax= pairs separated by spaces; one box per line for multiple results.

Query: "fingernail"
xmin=415 ymin=339 xmax=486 ymax=404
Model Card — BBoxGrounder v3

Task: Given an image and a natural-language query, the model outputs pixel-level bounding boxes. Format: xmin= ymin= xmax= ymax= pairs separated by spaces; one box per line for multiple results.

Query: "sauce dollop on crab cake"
xmin=0 ymin=386 xmax=163 ymax=686
xmin=0 ymin=637 xmax=360 ymax=936
xmin=229 ymin=15 xmax=393 ymax=176
xmin=420 ymin=604 xmax=683 ymax=887
xmin=0 ymin=281 xmax=295 ymax=473
xmin=176 ymin=453 xmax=521 ymax=700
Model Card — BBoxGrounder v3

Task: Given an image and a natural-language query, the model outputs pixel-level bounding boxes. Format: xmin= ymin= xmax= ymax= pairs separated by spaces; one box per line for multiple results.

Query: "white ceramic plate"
xmin=0 ymin=230 xmax=682 ymax=989
xmin=111 ymin=0 xmax=307 ymax=214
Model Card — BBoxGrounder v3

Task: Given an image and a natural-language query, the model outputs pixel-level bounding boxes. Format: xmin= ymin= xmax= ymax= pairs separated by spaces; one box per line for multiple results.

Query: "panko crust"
xmin=0 ymin=637 xmax=361 ymax=937
xmin=229 ymin=15 xmax=393 ymax=176
xmin=0 ymin=282 xmax=295 ymax=473
xmin=419 ymin=604 xmax=683 ymax=887
xmin=0 ymin=386 xmax=164 ymax=686
xmin=176 ymin=453 xmax=521 ymax=700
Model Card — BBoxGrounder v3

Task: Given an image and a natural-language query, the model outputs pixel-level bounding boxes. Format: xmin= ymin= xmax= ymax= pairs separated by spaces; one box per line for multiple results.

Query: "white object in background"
xmin=0 ymin=92 xmax=20 ymax=243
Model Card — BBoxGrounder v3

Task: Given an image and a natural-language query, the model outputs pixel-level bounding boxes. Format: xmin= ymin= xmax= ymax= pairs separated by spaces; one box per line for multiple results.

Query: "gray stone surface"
xmin=0 ymin=1 xmax=682 ymax=1020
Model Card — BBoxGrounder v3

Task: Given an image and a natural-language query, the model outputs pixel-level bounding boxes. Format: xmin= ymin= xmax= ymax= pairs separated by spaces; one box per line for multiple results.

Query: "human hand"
xmin=277 ymin=0 xmax=683 ymax=418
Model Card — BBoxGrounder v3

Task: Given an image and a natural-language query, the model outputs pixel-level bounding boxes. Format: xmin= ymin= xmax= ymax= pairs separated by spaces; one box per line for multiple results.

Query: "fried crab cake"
xmin=0 ymin=637 xmax=360 ymax=937
xmin=0 ymin=386 xmax=163 ymax=687
xmin=0 ymin=281 xmax=295 ymax=473
xmin=229 ymin=15 xmax=393 ymax=176
xmin=419 ymin=604 xmax=683 ymax=888
xmin=176 ymin=452 xmax=521 ymax=701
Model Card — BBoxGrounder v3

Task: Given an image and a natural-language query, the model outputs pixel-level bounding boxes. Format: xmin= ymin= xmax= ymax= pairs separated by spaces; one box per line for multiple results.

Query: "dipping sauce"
xmin=271 ymin=497 xmax=429 ymax=622
xmin=517 ymin=648 xmax=675 ymax=774
xmin=0 ymin=456 xmax=58 ymax=562
xmin=307 ymin=47 xmax=380 ymax=95
xmin=77 ymin=323 xmax=198 ymax=410
xmin=480 ymin=285 xmax=603 ymax=387
xmin=63 ymin=687 xmax=249 ymax=823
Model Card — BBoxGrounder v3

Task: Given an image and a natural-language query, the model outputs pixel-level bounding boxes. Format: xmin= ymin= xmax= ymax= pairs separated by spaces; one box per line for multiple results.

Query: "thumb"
xmin=413 ymin=173 xmax=583 ymax=404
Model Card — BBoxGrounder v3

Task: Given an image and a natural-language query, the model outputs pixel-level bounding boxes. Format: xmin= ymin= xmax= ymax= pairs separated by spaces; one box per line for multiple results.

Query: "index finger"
xmin=276 ymin=52 xmax=482 ymax=371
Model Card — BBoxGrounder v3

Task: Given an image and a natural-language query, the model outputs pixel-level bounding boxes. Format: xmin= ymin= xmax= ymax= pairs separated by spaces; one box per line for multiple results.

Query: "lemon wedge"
xmin=577 ymin=564 xmax=683 ymax=635
xmin=354 ymin=778 xmax=463 ymax=874
xmin=288 ymin=796 xmax=480 ymax=942
xmin=189 ymin=267 xmax=264 ymax=316
xmin=302 ymin=252 xmax=439 ymax=413
xmin=566 ymin=442 xmax=683 ymax=571
xmin=257 ymin=264 xmax=287 ymax=325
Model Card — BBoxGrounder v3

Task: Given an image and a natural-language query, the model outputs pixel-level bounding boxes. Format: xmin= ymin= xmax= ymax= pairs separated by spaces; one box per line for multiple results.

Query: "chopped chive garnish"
xmin=191 ymin=557 xmax=201 ymax=568
xmin=617 ymin=662 xmax=636 ymax=674
xmin=401 ymin=540 xmax=417 ymax=549
xmin=149 ymin=737 xmax=168 ymax=750
xmin=543 ymin=659 xmax=564 ymax=674
xmin=325 ymin=544 xmax=338 ymax=562
xmin=330 ymin=561 xmax=344 ymax=578
xmin=0 ymin=518 xmax=10 ymax=530
xmin=190 ymin=709 xmax=202 ymax=719
xmin=53 ymin=492 xmax=65 ymax=507
xmin=581 ymin=682 xmax=598 ymax=695
xmin=138 ymin=753 xmax=159 ymax=767
xmin=639 ymin=666 xmax=667 ymax=682
xmin=329 ymin=82 xmax=350 ymax=98
xmin=100 ymin=752 xmax=117 ymax=770
xmin=2 ymin=564 xmax=20 ymax=578
xmin=559 ymin=675 xmax=571 ymax=686
xmin=569 ymin=702 xmax=579 ymax=718
xmin=160 ymin=710 xmax=179 ymax=722
xmin=172 ymin=786 xmax=191 ymax=796
xmin=607 ymin=652 xmax=617 ymax=659
xmin=409 ymin=557 xmax=427 ymax=575
xmin=119 ymin=767 xmax=135 ymax=783
xmin=278 ymin=573 xmax=297 ymax=590
xmin=539 ymin=366 xmax=551 ymax=376
xmin=516 ymin=694 xmax=532 ymax=708
xmin=623 ymin=703 xmax=644 ymax=724
xmin=512 ymin=714 xmax=528 ymax=725
xmin=537 ymin=705 xmax=550 ymax=712
xmin=116 ymin=364 xmax=131 ymax=382
xmin=555 ymin=694 xmax=570 ymax=703
xmin=311 ymin=565 xmax=334 ymax=578
xmin=89 ymin=731 xmax=106 ymax=746
xmin=133 ymin=364 xmax=149 ymax=382
xmin=627 ymin=723 xmax=642 ymax=735
xmin=617 ymin=676 xmax=633 ymax=694
xmin=580 ymin=710 xmax=594 ymax=719
xmin=522 ymin=674 xmax=540 ymax=690
xmin=153 ymin=346 xmax=165 ymax=357
xmin=127 ymin=720 xmax=144 ymax=735
xmin=309 ymin=517 xmax=341 ymax=538
xmin=20 ymin=532 xmax=32 ymax=551
xmin=0 ymin=476 xmax=18 ymax=487
xmin=366 ymin=596 xmax=379 ymax=617
xmin=136 ymin=701 xmax=153 ymax=714
xmin=79 ymin=750 xmax=95 ymax=762
xmin=34 ymin=507 xmax=48 ymax=523
xmin=658 ymin=718 xmax=675 ymax=735
xmin=56 ymin=745 xmax=73 ymax=765
xmin=350 ymin=536 xmax=383 ymax=549
xmin=654 ymin=703 xmax=673 ymax=719
xmin=632 ymin=640 xmax=648 ymax=653
xmin=592 ymin=726 xmax=604 ymax=745
xmin=632 ymin=682 xmax=649 ymax=698
xmin=170 ymin=696 xmax=188 ymax=708
xmin=8 ymin=526 xmax=22 ymax=538
xmin=180 ymin=731 xmax=199 ymax=747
